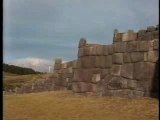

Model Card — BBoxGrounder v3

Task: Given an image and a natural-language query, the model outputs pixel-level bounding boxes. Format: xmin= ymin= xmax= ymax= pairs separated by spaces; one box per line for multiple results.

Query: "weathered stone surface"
xmin=73 ymin=69 xmax=93 ymax=82
xmin=148 ymin=40 xmax=154 ymax=51
xmin=136 ymin=80 xmax=152 ymax=92
xmin=138 ymin=41 xmax=149 ymax=51
xmin=105 ymin=89 xmax=134 ymax=98
xmin=113 ymin=53 xmax=123 ymax=64
xmin=61 ymin=63 xmax=67 ymax=69
xmin=126 ymin=41 xmax=138 ymax=52
xmin=111 ymin=65 xmax=121 ymax=76
xmin=100 ymin=56 xmax=106 ymax=68
xmin=78 ymin=48 xmax=84 ymax=57
xmin=103 ymin=45 xmax=109 ymax=55
xmin=95 ymin=56 xmax=101 ymax=68
xmin=104 ymin=74 xmax=113 ymax=83
xmin=83 ymin=47 xmax=90 ymax=56
xmin=54 ymin=64 xmax=62 ymax=70
xmin=138 ymin=30 xmax=146 ymax=37
xmin=123 ymin=53 xmax=131 ymax=63
xmin=130 ymin=52 xmax=144 ymax=62
xmin=122 ymin=32 xmax=137 ymax=41
xmin=67 ymin=67 xmax=73 ymax=73
xmin=88 ymin=47 xmax=95 ymax=55
xmin=132 ymin=90 xmax=144 ymax=97
xmin=144 ymin=52 xmax=148 ymax=62
xmin=137 ymin=32 xmax=154 ymax=41
xmin=81 ymin=56 xmax=94 ymax=68
xmin=101 ymin=69 xmax=110 ymax=79
xmin=127 ymin=80 xmax=137 ymax=89
xmin=96 ymin=46 xmax=103 ymax=55
xmin=113 ymin=42 xmax=127 ymax=53
xmin=105 ymin=55 xmax=113 ymax=68
xmin=79 ymin=38 xmax=87 ymax=48
xmin=108 ymin=45 xmax=113 ymax=54
xmin=147 ymin=26 xmax=156 ymax=32
xmin=152 ymin=31 xmax=159 ymax=39
xmin=153 ymin=39 xmax=159 ymax=50
xmin=115 ymin=33 xmax=123 ymax=42
xmin=91 ymin=84 xmax=99 ymax=93
xmin=92 ymin=74 xmax=101 ymax=83
xmin=107 ymin=76 xmax=128 ymax=90
xmin=144 ymin=32 xmax=154 ymax=40
xmin=148 ymin=51 xmax=158 ymax=62
xmin=121 ymin=63 xmax=133 ymax=79
xmin=133 ymin=62 xmax=156 ymax=81
xmin=72 ymin=82 xmax=92 ymax=92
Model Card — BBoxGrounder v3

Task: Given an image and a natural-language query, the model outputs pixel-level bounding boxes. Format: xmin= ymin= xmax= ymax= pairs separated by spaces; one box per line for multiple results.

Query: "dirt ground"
xmin=4 ymin=91 xmax=159 ymax=120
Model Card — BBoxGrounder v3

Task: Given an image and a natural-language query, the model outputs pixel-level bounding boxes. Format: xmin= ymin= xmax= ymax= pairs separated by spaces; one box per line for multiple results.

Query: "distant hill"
xmin=3 ymin=63 xmax=43 ymax=75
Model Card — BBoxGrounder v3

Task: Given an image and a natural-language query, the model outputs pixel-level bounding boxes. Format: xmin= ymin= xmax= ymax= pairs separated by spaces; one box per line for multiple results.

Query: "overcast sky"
xmin=3 ymin=0 xmax=158 ymax=72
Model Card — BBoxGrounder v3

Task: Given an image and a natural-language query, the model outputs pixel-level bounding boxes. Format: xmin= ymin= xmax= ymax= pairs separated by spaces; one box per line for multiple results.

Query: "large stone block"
xmin=148 ymin=51 xmax=159 ymax=62
xmin=122 ymin=32 xmax=137 ymax=41
xmin=153 ymin=39 xmax=159 ymax=50
xmin=152 ymin=31 xmax=159 ymax=39
xmin=81 ymin=57 xmax=94 ymax=68
xmin=101 ymin=69 xmax=110 ymax=79
xmin=138 ymin=41 xmax=149 ymax=51
xmin=108 ymin=45 xmax=113 ymax=54
xmin=103 ymin=45 xmax=109 ymax=55
xmin=88 ymin=47 xmax=95 ymax=55
xmin=79 ymin=38 xmax=87 ymax=48
xmin=127 ymin=80 xmax=137 ymax=90
xmin=100 ymin=56 xmax=106 ymax=68
xmin=105 ymin=89 xmax=134 ymax=98
xmin=92 ymin=74 xmax=101 ymax=83
xmin=67 ymin=67 xmax=73 ymax=74
xmin=138 ymin=30 xmax=146 ymax=37
xmin=104 ymin=74 xmax=113 ymax=83
xmin=126 ymin=41 xmax=138 ymax=52
xmin=121 ymin=63 xmax=133 ymax=79
xmin=78 ymin=48 xmax=84 ymax=57
xmin=144 ymin=52 xmax=148 ymax=62
xmin=113 ymin=42 xmax=127 ymax=53
xmin=146 ymin=26 xmax=156 ymax=32
xmin=91 ymin=84 xmax=99 ymax=93
xmin=113 ymin=53 xmax=123 ymax=64
xmin=83 ymin=47 xmax=90 ymax=56
xmin=148 ymin=40 xmax=154 ymax=51
xmin=73 ymin=69 xmax=93 ymax=82
xmin=115 ymin=33 xmax=123 ymax=42
xmin=123 ymin=53 xmax=131 ymax=63
xmin=132 ymin=90 xmax=144 ymax=97
xmin=133 ymin=62 xmax=156 ymax=81
xmin=72 ymin=82 xmax=92 ymax=93
xmin=111 ymin=65 xmax=122 ymax=76
xmin=61 ymin=63 xmax=67 ymax=69
xmin=107 ymin=76 xmax=128 ymax=90
xmin=96 ymin=46 xmax=103 ymax=55
xmin=136 ymin=80 xmax=152 ymax=92
xmin=95 ymin=56 xmax=101 ymax=68
xmin=130 ymin=52 xmax=144 ymax=62
xmin=105 ymin=55 xmax=113 ymax=68
xmin=143 ymin=32 xmax=154 ymax=41
xmin=54 ymin=64 xmax=61 ymax=70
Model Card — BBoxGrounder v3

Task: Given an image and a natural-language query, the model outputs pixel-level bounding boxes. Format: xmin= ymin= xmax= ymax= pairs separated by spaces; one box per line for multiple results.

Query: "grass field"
xmin=4 ymin=91 xmax=159 ymax=120
xmin=3 ymin=72 xmax=52 ymax=90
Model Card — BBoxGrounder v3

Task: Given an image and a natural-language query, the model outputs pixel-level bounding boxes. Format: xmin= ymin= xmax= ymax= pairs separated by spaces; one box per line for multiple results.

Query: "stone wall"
xmin=54 ymin=25 xmax=159 ymax=98
xmin=10 ymin=25 xmax=159 ymax=98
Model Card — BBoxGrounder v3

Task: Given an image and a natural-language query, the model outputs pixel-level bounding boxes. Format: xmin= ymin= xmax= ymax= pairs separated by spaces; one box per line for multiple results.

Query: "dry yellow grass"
xmin=4 ymin=91 xmax=159 ymax=120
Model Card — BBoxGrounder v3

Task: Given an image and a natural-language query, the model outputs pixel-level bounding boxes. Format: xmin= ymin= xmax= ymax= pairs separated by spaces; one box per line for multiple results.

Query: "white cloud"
xmin=9 ymin=57 xmax=54 ymax=73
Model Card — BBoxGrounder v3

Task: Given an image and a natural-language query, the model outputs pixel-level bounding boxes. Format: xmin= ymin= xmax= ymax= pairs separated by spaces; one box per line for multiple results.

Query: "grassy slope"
xmin=3 ymin=72 xmax=52 ymax=90
xmin=4 ymin=91 xmax=159 ymax=120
